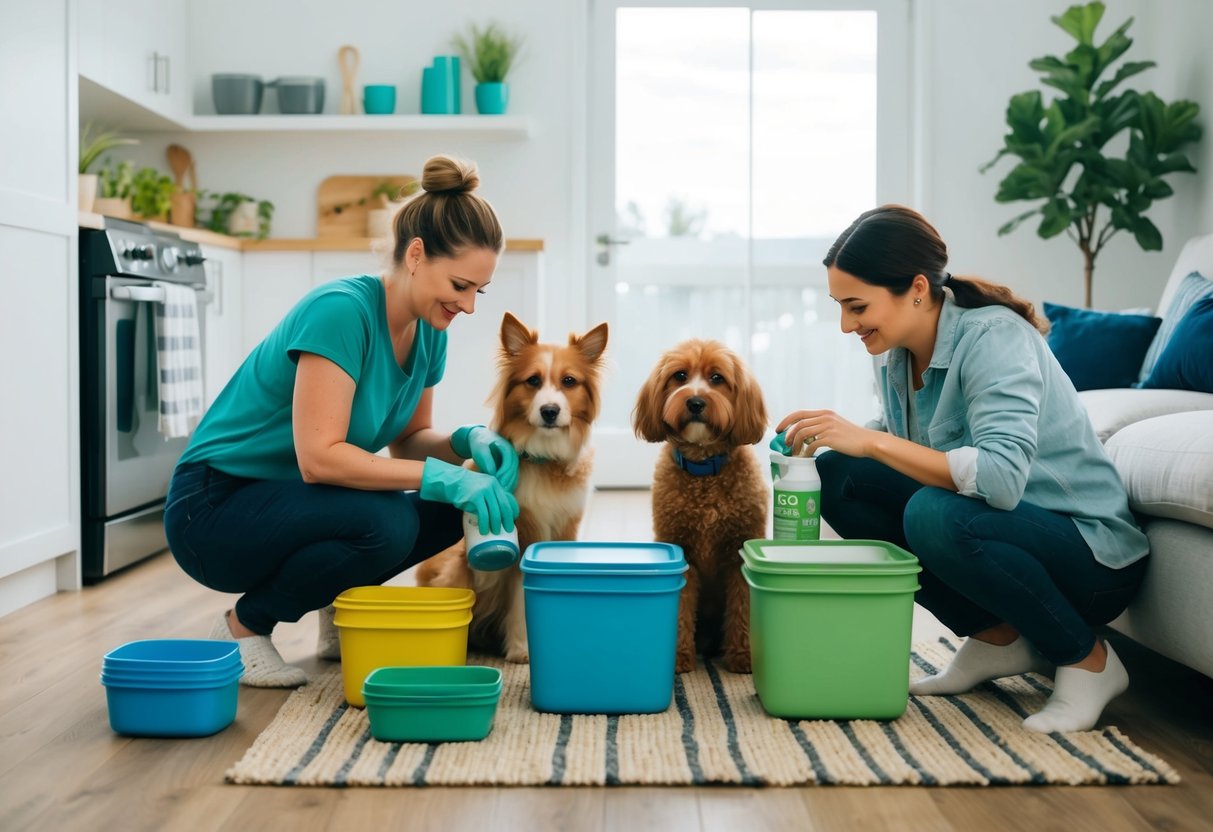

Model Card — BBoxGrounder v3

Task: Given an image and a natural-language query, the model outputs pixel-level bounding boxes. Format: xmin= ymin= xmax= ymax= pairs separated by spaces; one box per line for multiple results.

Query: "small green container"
xmin=362 ymin=666 xmax=502 ymax=742
xmin=741 ymin=539 xmax=921 ymax=720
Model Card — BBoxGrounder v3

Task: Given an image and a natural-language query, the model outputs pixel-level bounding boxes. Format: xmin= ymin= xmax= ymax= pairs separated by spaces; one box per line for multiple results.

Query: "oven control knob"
xmin=129 ymin=243 xmax=155 ymax=261
xmin=179 ymin=251 xmax=206 ymax=267
xmin=161 ymin=247 xmax=179 ymax=270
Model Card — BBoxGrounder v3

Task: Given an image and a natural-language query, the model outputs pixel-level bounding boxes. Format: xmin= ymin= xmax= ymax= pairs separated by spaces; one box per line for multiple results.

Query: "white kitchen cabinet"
xmin=241 ymin=251 xmax=312 ymax=353
xmin=200 ymin=243 xmax=244 ymax=407
xmin=312 ymin=250 xmax=385 ymax=287
xmin=78 ymin=0 xmax=188 ymax=123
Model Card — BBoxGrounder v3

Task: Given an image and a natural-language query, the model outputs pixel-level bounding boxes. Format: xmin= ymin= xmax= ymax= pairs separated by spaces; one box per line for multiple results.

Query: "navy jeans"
xmin=164 ymin=462 xmax=462 ymax=635
xmin=816 ymin=451 xmax=1147 ymax=665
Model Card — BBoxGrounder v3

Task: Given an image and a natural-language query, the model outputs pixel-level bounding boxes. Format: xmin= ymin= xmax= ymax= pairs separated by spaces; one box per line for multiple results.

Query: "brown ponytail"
xmin=825 ymin=205 xmax=1048 ymax=334
xmin=391 ymin=154 xmax=504 ymax=266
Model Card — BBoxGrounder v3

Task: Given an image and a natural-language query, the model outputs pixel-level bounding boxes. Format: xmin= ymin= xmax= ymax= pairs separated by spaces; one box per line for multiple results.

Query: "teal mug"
xmin=363 ymin=84 xmax=396 ymax=115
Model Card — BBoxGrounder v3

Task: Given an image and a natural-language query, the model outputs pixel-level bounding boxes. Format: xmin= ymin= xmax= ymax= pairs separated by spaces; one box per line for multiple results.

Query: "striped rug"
xmin=226 ymin=639 xmax=1179 ymax=787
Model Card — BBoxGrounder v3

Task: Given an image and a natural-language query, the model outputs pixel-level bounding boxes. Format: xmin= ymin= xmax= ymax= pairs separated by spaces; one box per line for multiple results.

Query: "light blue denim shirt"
xmin=869 ymin=293 xmax=1149 ymax=569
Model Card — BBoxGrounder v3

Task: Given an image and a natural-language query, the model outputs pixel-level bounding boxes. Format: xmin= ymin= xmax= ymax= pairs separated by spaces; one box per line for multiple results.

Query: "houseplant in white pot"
xmin=93 ymin=159 xmax=136 ymax=219
xmin=79 ymin=123 xmax=137 ymax=212
xmin=203 ymin=192 xmax=275 ymax=239
xmin=130 ymin=167 xmax=176 ymax=223
xmin=452 ymin=22 xmax=523 ymax=115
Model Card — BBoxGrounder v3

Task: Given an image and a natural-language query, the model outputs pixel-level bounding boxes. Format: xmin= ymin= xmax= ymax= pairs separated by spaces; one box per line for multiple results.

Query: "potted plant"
xmin=452 ymin=22 xmax=523 ymax=115
xmin=93 ymin=159 xmax=136 ymax=219
xmin=203 ymin=192 xmax=274 ymax=239
xmin=981 ymin=1 xmax=1202 ymax=307
xmin=79 ymin=123 xmax=137 ymax=212
xmin=365 ymin=179 xmax=419 ymax=237
xmin=130 ymin=167 xmax=176 ymax=222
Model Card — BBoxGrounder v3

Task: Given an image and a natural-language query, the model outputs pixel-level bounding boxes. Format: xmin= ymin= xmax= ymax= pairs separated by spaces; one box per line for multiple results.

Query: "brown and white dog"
xmin=632 ymin=340 xmax=768 ymax=674
xmin=416 ymin=312 xmax=609 ymax=663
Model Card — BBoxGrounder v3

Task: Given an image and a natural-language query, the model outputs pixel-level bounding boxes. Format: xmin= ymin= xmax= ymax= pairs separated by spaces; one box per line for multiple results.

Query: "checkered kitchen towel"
xmin=153 ymin=281 xmax=204 ymax=439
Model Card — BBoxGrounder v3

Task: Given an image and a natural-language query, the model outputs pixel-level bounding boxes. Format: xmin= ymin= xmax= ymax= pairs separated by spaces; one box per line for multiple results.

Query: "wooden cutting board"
xmin=316 ymin=174 xmax=418 ymax=238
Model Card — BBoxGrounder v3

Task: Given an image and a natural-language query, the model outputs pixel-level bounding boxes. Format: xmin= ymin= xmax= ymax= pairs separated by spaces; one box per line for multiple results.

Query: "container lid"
xmin=521 ymin=542 xmax=686 ymax=574
xmin=334 ymin=585 xmax=475 ymax=610
xmin=741 ymin=539 xmax=920 ymax=575
xmin=468 ymin=540 xmax=521 ymax=572
xmin=102 ymin=639 xmax=241 ymax=668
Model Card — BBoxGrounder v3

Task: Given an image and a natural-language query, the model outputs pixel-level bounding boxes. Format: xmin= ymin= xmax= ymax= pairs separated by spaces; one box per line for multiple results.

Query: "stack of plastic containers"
xmin=362 ymin=665 xmax=503 ymax=742
xmin=100 ymin=639 xmax=243 ymax=736
xmin=521 ymin=541 xmax=687 ymax=714
xmin=741 ymin=539 xmax=922 ymax=720
xmin=333 ymin=586 xmax=475 ymax=706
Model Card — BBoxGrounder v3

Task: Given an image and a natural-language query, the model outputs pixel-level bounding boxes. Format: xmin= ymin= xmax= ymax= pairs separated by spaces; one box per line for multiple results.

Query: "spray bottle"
xmin=770 ymin=453 xmax=822 ymax=541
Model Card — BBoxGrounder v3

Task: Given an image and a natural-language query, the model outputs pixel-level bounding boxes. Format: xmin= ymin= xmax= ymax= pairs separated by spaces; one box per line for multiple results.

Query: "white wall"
xmin=918 ymin=0 xmax=1213 ymax=312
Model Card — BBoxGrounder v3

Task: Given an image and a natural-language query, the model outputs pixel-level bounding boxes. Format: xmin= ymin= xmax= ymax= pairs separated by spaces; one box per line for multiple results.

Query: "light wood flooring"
xmin=2 ymin=490 xmax=1211 ymax=831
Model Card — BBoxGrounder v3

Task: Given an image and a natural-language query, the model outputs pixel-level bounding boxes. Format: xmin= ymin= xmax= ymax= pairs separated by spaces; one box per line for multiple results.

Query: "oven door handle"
xmin=110 ymin=285 xmax=167 ymax=303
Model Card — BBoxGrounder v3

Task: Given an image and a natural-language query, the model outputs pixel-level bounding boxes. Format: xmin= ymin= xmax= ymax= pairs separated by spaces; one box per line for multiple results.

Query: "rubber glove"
xmin=769 ymin=430 xmax=792 ymax=456
xmin=450 ymin=425 xmax=519 ymax=491
xmin=420 ymin=457 xmax=520 ymax=535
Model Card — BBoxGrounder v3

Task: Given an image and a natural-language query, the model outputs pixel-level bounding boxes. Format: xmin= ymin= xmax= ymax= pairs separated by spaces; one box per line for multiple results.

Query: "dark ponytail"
xmin=825 ymin=205 xmax=1048 ymax=334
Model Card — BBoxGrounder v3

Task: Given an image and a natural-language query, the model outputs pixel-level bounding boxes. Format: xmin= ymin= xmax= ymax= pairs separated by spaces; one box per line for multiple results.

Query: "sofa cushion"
xmin=1077 ymin=388 xmax=1213 ymax=442
xmin=1043 ymin=302 xmax=1161 ymax=391
xmin=1140 ymin=296 xmax=1213 ymax=394
xmin=1105 ymin=411 xmax=1213 ymax=530
xmin=1138 ymin=271 xmax=1213 ymax=382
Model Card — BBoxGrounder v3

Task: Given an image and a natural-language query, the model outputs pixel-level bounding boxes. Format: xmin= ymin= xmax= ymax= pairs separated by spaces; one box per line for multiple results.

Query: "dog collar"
xmin=520 ymin=451 xmax=555 ymax=465
xmin=672 ymin=449 xmax=728 ymax=477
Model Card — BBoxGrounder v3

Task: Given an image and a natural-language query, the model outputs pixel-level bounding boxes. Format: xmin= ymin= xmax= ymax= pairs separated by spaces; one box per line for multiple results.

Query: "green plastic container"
xmin=741 ymin=539 xmax=921 ymax=720
xmin=361 ymin=665 xmax=502 ymax=742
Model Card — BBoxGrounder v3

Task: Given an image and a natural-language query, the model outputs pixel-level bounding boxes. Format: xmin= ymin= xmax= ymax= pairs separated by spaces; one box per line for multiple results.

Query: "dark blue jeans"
xmin=164 ymin=462 xmax=462 ymax=635
xmin=816 ymin=451 xmax=1147 ymax=665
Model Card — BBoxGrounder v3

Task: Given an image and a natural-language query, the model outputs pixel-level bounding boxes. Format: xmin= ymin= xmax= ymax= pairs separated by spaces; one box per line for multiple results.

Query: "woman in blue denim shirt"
xmin=773 ymin=205 xmax=1149 ymax=733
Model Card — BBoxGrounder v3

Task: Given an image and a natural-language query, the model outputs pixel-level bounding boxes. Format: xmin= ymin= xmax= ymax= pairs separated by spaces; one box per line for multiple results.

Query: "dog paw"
xmin=675 ymin=654 xmax=697 ymax=674
xmin=505 ymin=649 xmax=530 ymax=664
xmin=721 ymin=653 xmax=752 ymax=674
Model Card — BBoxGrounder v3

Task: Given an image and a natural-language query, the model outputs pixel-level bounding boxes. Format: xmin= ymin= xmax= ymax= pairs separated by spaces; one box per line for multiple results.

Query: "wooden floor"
xmin=2 ymin=490 xmax=1212 ymax=832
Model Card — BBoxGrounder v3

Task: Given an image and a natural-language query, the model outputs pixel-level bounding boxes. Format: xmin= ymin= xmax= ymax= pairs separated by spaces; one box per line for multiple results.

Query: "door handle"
xmin=595 ymin=233 xmax=630 ymax=266
xmin=111 ymin=285 xmax=167 ymax=303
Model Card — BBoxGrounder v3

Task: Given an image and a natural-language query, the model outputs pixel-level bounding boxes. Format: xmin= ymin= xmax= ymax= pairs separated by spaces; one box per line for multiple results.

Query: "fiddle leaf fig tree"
xmin=981 ymin=1 xmax=1202 ymax=307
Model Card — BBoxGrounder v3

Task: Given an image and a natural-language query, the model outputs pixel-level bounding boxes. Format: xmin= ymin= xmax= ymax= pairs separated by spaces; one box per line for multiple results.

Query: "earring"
xmin=914 ymin=297 xmax=922 ymax=306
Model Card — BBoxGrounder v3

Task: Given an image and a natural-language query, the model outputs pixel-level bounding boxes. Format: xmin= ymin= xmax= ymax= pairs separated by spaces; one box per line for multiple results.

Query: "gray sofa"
xmin=1078 ymin=232 xmax=1213 ymax=679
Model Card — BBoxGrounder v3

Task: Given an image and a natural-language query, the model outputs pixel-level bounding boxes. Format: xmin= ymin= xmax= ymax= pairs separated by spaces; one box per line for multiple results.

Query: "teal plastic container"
xmin=741 ymin=539 xmax=921 ymax=720
xmin=362 ymin=666 xmax=502 ymax=742
xmin=522 ymin=542 xmax=686 ymax=714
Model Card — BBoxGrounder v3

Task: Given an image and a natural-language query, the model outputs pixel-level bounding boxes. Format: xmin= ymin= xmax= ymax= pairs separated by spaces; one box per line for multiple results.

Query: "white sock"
xmin=910 ymin=635 xmax=1053 ymax=696
xmin=209 ymin=611 xmax=308 ymax=688
xmin=1023 ymin=642 xmax=1128 ymax=733
xmin=316 ymin=604 xmax=340 ymax=661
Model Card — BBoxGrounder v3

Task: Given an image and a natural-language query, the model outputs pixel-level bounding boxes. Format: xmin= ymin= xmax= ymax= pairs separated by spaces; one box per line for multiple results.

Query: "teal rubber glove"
xmin=769 ymin=430 xmax=792 ymax=455
xmin=450 ymin=425 xmax=520 ymax=491
xmin=420 ymin=458 xmax=520 ymax=535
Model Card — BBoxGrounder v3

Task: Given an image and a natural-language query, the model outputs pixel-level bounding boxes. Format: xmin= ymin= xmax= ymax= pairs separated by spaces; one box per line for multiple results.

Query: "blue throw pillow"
xmin=1140 ymin=296 xmax=1213 ymax=394
xmin=1043 ymin=302 xmax=1162 ymax=391
xmin=1138 ymin=271 xmax=1213 ymax=381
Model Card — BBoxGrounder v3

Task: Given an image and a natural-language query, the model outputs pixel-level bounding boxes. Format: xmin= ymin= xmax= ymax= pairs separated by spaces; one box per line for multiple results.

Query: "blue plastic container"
xmin=521 ymin=542 xmax=686 ymax=714
xmin=102 ymin=639 xmax=241 ymax=671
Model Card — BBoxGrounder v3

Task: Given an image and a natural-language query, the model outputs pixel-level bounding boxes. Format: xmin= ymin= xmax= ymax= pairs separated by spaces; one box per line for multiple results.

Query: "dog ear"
xmin=500 ymin=312 xmax=538 ymax=356
xmin=729 ymin=355 xmax=769 ymax=446
xmin=571 ymin=322 xmax=609 ymax=363
xmin=631 ymin=357 xmax=670 ymax=443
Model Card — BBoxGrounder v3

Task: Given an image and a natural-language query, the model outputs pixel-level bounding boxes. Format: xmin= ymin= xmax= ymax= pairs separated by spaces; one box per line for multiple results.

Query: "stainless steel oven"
xmin=80 ymin=218 xmax=208 ymax=581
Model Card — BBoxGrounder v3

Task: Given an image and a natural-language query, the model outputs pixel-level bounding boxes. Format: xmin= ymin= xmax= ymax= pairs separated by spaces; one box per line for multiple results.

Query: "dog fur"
xmin=415 ymin=312 xmax=608 ymax=663
xmin=633 ymin=339 xmax=768 ymax=674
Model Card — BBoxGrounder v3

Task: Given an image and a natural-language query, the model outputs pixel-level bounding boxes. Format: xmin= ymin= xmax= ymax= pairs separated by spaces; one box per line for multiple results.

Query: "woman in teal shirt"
xmin=166 ymin=155 xmax=520 ymax=687
xmin=773 ymin=205 xmax=1149 ymax=733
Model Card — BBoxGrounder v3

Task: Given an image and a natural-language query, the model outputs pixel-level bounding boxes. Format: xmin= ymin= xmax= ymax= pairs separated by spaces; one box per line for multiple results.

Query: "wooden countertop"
xmin=78 ymin=212 xmax=543 ymax=253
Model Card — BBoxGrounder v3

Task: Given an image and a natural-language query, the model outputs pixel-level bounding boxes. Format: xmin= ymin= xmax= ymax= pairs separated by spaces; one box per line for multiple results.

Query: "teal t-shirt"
xmin=179 ymin=275 xmax=446 ymax=480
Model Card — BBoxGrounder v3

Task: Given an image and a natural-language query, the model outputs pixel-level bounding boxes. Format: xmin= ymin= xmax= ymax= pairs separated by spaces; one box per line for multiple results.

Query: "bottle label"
xmin=772 ymin=487 xmax=821 ymax=541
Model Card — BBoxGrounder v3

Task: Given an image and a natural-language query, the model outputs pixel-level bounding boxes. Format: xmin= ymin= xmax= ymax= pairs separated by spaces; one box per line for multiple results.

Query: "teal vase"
xmin=475 ymin=82 xmax=509 ymax=115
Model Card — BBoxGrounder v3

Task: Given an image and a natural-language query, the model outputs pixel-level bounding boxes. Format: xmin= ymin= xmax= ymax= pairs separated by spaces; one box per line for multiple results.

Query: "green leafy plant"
xmin=97 ymin=159 xmax=135 ymax=199
xmin=981 ymin=1 xmax=1202 ymax=307
xmin=130 ymin=167 xmax=175 ymax=219
xmin=79 ymin=123 xmax=138 ymax=174
xmin=202 ymin=192 xmax=274 ymax=240
xmin=452 ymin=22 xmax=523 ymax=83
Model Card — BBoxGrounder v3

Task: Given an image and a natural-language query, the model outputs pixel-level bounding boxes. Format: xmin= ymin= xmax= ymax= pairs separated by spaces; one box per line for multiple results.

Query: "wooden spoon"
xmin=166 ymin=143 xmax=191 ymax=189
xmin=338 ymin=45 xmax=360 ymax=115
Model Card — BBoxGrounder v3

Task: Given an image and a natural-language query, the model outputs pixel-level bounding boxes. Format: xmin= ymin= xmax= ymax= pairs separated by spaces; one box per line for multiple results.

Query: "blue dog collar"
xmin=672 ymin=449 xmax=729 ymax=476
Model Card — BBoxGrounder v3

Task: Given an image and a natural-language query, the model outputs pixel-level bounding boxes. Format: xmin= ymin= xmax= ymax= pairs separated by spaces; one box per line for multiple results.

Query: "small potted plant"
xmin=203 ymin=192 xmax=274 ymax=239
xmin=93 ymin=159 xmax=136 ymax=219
xmin=365 ymin=179 xmax=419 ymax=237
xmin=79 ymin=123 xmax=137 ymax=212
xmin=130 ymin=167 xmax=176 ymax=222
xmin=452 ymin=22 xmax=523 ymax=115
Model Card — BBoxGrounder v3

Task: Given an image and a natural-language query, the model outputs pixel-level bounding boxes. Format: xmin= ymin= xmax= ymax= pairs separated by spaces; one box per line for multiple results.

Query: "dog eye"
xmin=710 ymin=373 xmax=726 ymax=385
xmin=561 ymin=376 xmax=578 ymax=388
xmin=526 ymin=375 xmax=542 ymax=387
xmin=672 ymin=371 xmax=688 ymax=383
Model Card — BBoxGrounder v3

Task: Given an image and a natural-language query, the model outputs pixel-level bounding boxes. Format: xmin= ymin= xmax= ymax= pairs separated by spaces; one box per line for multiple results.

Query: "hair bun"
xmin=420 ymin=155 xmax=480 ymax=195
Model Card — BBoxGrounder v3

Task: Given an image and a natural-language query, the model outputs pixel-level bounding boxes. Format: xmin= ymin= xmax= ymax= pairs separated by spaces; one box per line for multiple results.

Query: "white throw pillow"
xmin=1078 ymin=388 xmax=1213 ymax=442
xmin=1106 ymin=411 xmax=1213 ymax=530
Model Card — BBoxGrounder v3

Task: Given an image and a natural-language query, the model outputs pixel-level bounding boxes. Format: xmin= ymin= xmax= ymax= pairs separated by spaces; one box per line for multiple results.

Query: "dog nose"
xmin=540 ymin=404 xmax=561 ymax=424
xmin=686 ymin=397 xmax=706 ymax=415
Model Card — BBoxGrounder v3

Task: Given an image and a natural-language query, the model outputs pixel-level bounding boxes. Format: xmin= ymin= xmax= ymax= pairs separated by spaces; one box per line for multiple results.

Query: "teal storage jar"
xmin=474 ymin=82 xmax=509 ymax=115
xmin=521 ymin=541 xmax=686 ymax=714
xmin=362 ymin=665 xmax=502 ymax=742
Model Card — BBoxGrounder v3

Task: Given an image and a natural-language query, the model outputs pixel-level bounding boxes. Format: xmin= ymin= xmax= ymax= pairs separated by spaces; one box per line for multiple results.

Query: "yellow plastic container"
xmin=333 ymin=586 xmax=474 ymax=707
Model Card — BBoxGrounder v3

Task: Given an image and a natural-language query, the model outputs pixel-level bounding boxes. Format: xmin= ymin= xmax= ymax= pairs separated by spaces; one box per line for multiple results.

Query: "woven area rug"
xmin=226 ymin=638 xmax=1179 ymax=787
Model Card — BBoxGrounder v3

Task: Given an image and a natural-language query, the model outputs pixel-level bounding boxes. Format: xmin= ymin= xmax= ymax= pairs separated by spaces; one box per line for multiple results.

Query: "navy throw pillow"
xmin=1043 ymin=302 xmax=1162 ymax=391
xmin=1140 ymin=296 xmax=1213 ymax=394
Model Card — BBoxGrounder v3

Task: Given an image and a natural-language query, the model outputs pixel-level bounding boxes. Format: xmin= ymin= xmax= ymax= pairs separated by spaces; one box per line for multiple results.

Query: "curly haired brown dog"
xmin=633 ymin=340 xmax=768 ymax=674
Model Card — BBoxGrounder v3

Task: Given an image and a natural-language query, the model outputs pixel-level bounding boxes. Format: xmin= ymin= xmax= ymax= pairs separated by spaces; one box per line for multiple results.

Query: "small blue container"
xmin=522 ymin=542 xmax=686 ymax=714
xmin=102 ymin=639 xmax=241 ymax=671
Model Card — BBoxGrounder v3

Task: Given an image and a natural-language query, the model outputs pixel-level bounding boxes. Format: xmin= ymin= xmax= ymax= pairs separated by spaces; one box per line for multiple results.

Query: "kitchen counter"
xmin=77 ymin=212 xmax=544 ymax=253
